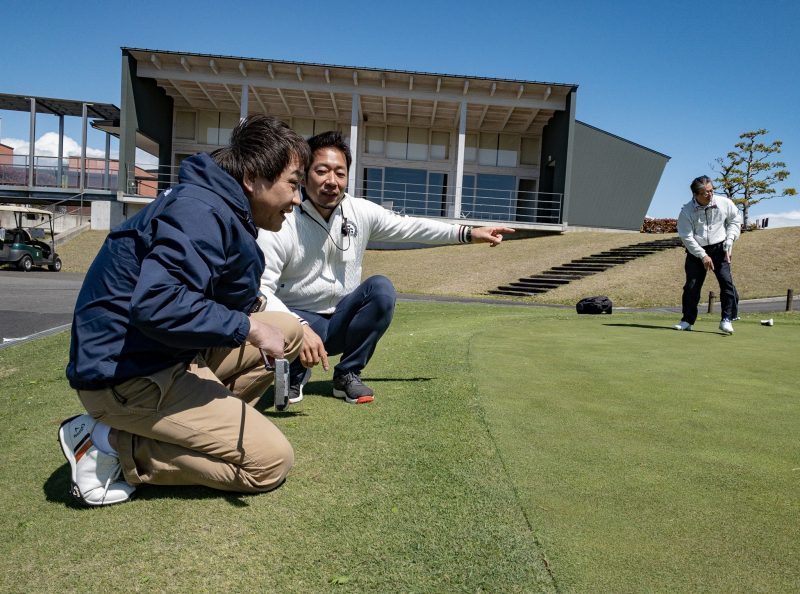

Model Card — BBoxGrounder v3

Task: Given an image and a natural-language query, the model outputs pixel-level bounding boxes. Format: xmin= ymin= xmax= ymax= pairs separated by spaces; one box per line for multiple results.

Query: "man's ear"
xmin=242 ymin=174 xmax=255 ymax=196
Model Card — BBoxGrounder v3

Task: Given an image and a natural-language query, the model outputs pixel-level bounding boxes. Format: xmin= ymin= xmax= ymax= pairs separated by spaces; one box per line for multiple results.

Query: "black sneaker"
xmin=332 ymin=372 xmax=375 ymax=404
xmin=288 ymin=368 xmax=312 ymax=404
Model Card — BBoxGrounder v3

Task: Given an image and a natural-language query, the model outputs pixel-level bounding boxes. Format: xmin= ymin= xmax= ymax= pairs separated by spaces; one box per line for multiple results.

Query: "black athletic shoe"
xmin=288 ymin=368 xmax=312 ymax=404
xmin=332 ymin=372 xmax=375 ymax=404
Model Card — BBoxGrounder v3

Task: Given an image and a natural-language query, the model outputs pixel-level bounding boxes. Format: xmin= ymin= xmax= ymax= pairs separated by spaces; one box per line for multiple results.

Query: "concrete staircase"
xmin=489 ymin=236 xmax=683 ymax=297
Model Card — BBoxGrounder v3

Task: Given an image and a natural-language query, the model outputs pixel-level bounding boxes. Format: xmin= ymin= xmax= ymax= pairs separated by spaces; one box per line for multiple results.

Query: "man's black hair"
xmin=307 ymin=130 xmax=352 ymax=170
xmin=211 ymin=115 xmax=311 ymax=184
xmin=690 ymin=175 xmax=712 ymax=194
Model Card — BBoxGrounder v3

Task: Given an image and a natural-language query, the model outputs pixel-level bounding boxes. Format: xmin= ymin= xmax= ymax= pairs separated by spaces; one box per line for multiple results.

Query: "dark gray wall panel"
xmin=567 ymin=122 xmax=669 ymax=230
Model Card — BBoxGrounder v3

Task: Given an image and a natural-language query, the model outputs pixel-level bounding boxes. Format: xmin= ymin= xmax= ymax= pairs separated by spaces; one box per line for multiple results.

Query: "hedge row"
xmin=640 ymin=218 xmax=678 ymax=233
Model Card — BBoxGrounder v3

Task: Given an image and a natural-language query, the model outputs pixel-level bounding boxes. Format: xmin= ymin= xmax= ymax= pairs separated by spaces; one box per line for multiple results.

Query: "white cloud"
xmin=754 ymin=210 xmax=800 ymax=229
xmin=1 ymin=132 xmax=114 ymax=159
xmin=1 ymin=137 xmax=30 ymax=153
xmin=2 ymin=133 xmax=159 ymax=170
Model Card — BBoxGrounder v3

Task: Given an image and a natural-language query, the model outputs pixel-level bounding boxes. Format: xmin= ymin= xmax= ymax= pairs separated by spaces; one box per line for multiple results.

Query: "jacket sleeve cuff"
xmin=233 ymin=312 xmax=250 ymax=345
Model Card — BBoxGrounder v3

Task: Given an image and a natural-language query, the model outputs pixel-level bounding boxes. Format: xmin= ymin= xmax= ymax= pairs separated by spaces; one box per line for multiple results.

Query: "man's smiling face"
xmin=304 ymin=147 xmax=348 ymax=213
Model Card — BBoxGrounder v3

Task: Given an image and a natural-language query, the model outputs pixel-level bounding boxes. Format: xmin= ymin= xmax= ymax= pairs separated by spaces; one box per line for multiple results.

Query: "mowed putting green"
xmin=0 ymin=302 xmax=797 ymax=592
xmin=472 ymin=308 xmax=800 ymax=592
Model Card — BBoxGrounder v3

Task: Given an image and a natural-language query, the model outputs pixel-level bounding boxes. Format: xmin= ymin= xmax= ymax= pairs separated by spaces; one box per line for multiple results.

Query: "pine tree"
xmin=714 ymin=129 xmax=796 ymax=229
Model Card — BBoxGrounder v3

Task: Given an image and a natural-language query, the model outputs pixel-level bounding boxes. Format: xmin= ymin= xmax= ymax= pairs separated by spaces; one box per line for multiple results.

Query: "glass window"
xmin=219 ymin=112 xmax=239 ymax=146
xmin=461 ymin=174 xmax=476 ymax=217
xmin=478 ymin=133 xmax=498 ymax=166
xmin=474 ymin=174 xmax=516 ymax=220
xmin=520 ymin=137 xmax=540 ymax=166
xmin=198 ymin=111 xmax=220 ymax=145
xmin=386 ymin=126 xmax=407 ymax=159
xmin=293 ymin=118 xmax=314 ymax=138
xmin=427 ymin=172 xmax=448 ymax=216
xmin=365 ymin=126 xmax=384 ymax=155
xmin=464 ymin=134 xmax=478 ymax=162
xmin=363 ymin=167 xmax=383 ymax=205
xmin=175 ymin=111 xmax=196 ymax=140
xmin=407 ymin=128 xmax=428 ymax=161
xmin=384 ymin=167 xmax=428 ymax=215
xmin=516 ymin=178 xmax=539 ymax=223
xmin=497 ymin=134 xmax=518 ymax=167
xmin=430 ymin=131 xmax=449 ymax=160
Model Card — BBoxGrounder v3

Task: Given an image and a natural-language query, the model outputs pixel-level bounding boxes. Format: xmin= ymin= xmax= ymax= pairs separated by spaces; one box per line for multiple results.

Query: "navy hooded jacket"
xmin=66 ymin=153 xmax=264 ymax=390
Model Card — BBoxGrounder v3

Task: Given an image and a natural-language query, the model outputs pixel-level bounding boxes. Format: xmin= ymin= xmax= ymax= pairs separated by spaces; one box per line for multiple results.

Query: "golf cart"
xmin=0 ymin=205 xmax=62 ymax=272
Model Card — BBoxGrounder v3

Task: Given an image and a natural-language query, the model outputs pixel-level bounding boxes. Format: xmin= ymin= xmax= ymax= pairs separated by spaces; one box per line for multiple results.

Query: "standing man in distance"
xmin=258 ymin=131 xmax=514 ymax=405
xmin=673 ymin=175 xmax=742 ymax=334
xmin=59 ymin=115 xmax=311 ymax=506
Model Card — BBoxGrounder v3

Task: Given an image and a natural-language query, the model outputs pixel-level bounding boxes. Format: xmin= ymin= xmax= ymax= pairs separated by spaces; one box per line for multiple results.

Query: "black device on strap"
xmin=299 ymin=199 xmax=351 ymax=251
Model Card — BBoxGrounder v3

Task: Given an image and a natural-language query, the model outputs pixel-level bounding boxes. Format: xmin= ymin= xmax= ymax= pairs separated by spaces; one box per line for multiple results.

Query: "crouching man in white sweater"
xmin=257 ymin=131 xmax=514 ymax=405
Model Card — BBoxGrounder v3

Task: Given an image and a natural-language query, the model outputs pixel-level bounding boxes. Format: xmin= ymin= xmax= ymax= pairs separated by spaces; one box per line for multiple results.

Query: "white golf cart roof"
xmin=0 ymin=205 xmax=53 ymax=217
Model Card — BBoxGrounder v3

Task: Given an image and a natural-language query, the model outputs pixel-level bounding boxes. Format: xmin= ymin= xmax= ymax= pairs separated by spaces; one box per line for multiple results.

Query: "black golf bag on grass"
xmin=576 ymin=295 xmax=613 ymax=314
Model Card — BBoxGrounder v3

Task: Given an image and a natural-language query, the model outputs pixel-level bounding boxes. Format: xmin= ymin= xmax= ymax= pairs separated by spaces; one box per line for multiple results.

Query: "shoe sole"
xmin=332 ymin=387 xmax=374 ymax=404
xmin=288 ymin=368 xmax=312 ymax=404
xmin=57 ymin=415 xmax=132 ymax=508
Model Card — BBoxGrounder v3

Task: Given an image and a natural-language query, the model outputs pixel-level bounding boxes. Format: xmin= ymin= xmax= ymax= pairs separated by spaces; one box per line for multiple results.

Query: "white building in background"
xmin=2 ymin=49 xmax=670 ymax=233
xmin=116 ymin=48 xmax=669 ymax=233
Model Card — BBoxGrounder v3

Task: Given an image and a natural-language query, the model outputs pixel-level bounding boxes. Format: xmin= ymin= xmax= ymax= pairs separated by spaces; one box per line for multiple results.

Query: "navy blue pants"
xmin=288 ymin=275 xmax=396 ymax=384
xmin=681 ymin=242 xmax=736 ymax=324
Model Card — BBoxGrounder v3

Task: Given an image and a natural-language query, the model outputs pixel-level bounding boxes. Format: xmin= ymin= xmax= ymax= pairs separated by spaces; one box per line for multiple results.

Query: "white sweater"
xmin=677 ymin=194 xmax=742 ymax=259
xmin=258 ymin=193 xmax=469 ymax=315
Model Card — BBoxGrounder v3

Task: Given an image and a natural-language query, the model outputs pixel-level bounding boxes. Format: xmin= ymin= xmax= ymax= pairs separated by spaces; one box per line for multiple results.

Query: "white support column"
xmin=80 ymin=103 xmax=89 ymax=191
xmin=27 ymin=98 xmax=36 ymax=187
xmin=57 ymin=115 xmax=64 ymax=187
xmin=453 ymin=101 xmax=467 ymax=219
xmin=240 ymin=84 xmax=249 ymax=121
xmin=348 ymin=93 xmax=361 ymax=193
xmin=103 ymin=132 xmax=111 ymax=190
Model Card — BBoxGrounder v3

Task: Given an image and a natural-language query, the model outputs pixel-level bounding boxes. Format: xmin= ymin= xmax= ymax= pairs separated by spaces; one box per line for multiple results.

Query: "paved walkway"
xmin=0 ymin=271 xmax=795 ymax=350
xmin=398 ymin=292 xmax=798 ymax=315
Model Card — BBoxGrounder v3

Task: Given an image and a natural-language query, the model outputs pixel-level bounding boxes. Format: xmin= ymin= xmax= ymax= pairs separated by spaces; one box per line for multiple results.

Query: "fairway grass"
xmin=1 ymin=303 xmax=797 ymax=592
xmin=0 ymin=303 xmax=554 ymax=594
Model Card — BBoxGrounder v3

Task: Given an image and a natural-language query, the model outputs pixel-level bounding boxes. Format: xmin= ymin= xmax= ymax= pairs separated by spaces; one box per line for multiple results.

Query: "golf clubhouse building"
xmin=4 ymin=48 xmax=670 ymax=232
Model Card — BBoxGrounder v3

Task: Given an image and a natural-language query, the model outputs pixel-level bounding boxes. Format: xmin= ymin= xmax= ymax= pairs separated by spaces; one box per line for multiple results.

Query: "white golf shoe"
xmin=58 ymin=414 xmax=135 ymax=507
xmin=719 ymin=319 xmax=734 ymax=334
xmin=673 ymin=321 xmax=692 ymax=331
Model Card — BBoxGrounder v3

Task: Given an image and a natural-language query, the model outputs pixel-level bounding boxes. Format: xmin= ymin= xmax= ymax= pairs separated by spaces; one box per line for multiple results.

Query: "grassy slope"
xmin=56 ymin=227 xmax=800 ymax=307
xmin=56 ymin=230 xmax=107 ymax=272
xmin=363 ymin=227 xmax=800 ymax=307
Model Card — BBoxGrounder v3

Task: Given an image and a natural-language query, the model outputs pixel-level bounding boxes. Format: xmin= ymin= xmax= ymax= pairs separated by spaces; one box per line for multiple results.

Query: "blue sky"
xmin=1 ymin=0 xmax=798 ymax=223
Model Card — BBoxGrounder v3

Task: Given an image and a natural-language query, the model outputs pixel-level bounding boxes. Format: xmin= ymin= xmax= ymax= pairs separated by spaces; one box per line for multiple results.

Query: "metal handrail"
xmin=121 ymin=165 xmax=563 ymax=224
xmin=0 ymin=155 xmax=119 ymax=192
xmin=355 ymin=181 xmax=563 ymax=224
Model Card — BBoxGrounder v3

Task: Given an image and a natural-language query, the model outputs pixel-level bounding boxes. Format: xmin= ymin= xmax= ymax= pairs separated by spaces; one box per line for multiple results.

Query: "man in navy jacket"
xmin=58 ymin=115 xmax=311 ymax=506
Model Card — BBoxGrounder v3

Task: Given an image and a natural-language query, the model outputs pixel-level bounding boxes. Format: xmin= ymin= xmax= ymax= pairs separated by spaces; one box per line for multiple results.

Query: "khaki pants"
xmin=77 ymin=312 xmax=303 ymax=493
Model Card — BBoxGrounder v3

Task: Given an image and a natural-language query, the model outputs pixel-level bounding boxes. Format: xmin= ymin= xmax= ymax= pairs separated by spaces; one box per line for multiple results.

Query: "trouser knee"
xmin=364 ymin=275 xmax=396 ymax=316
xmin=250 ymin=435 xmax=295 ymax=492
xmin=251 ymin=311 xmax=304 ymax=364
